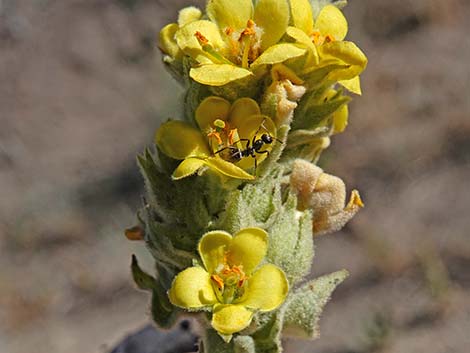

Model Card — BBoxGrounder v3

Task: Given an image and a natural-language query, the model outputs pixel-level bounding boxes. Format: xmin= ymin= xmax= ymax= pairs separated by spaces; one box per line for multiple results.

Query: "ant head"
xmin=261 ymin=133 xmax=273 ymax=144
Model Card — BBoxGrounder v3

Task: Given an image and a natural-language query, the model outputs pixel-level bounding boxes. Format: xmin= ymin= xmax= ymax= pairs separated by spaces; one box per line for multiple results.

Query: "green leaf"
xmin=151 ymin=279 xmax=179 ymax=328
xmin=131 ymin=255 xmax=156 ymax=291
xmin=266 ymin=193 xmax=313 ymax=284
xmin=283 ymin=270 xmax=349 ymax=338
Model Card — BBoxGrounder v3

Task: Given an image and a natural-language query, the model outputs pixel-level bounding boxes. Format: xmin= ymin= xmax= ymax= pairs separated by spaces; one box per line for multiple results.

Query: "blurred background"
xmin=1 ymin=0 xmax=469 ymax=352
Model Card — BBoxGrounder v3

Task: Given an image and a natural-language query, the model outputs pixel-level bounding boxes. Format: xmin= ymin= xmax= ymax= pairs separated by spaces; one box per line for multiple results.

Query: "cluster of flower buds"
xmin=128 ymin=1 xmax=367 ymax=352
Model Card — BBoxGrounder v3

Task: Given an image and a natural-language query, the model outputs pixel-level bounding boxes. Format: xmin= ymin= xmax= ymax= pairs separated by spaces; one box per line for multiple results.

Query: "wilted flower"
xmin=290 ymin=159 xmax=364 ymax=235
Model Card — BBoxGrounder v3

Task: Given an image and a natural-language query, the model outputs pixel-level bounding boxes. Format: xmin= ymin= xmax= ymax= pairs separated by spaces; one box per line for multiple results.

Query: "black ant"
xmin=215 ymin=120 xmax=282 ymax=174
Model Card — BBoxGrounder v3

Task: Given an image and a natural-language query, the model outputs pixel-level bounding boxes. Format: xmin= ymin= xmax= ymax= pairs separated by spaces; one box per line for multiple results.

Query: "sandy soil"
xmin=1 ymin=0 xmax=469 ymax=352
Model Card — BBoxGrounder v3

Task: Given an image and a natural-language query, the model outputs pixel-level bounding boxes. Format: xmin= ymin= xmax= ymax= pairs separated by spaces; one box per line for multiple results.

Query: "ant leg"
xmin=256 ymin=150 xmax=270 ymax=158
xmin=215 ymin=146 xmax=237 ymax=155
xmin=230 ymin=138 xmax=250 ymax=148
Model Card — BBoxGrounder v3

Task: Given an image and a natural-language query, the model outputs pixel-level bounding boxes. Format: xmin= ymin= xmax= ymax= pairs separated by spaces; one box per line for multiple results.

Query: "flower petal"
xmin=315 ymin=5 xmax=348 ymax=41
xmin=228 ymin=227 xmax=268 ymax=274
xmin=332 ymin=104 xmax=349 ymax=134
xmin=168 ymin=267 xmax=218 ymax=309
xmin=198 ymin=230 xmax=233 ymax=274
xmin=211 ymin=304 xmax=254 ymax=335
xmin=229 ymin=98 xmax=261 ymax=123
xmin=339 ymin=76 xmax=362 ymax=95
xmin=250 ymin=43 xmax=306 ymax=69
xmin=204 ymin=157 xmax=255 ymax=180
xmin=156 ymin=121 xmax=210 ymax=160
xmin=195 ymin=96 xmax=231 ymax=131
xmin=254 ymin=0 xmax=290 ymax=50
xmin=285 ymin=26 xmax=319 ymax=65
xmin=241 ymin=264 xmax=288 ymax=311
xmin=178 ymin=6 xmax=202 ymax=27
xmin=289 ymin=0 xmax=314 ymax=35
xmin=190 ymin=64 xmax=253 ymax=86
xmin=229 ymin=114 xmax=277 ymax=170
xmin=159 ymin=23 xmax=181 ymax=58
xmin=172 ymin=158 xmax=206 ymax=180
xmin=318 ymin=41 xmax=367 ymax=82
xmin=176 ymin=20 xmax=225 ymax=58
xmin=206 ymin=0 xmax=254 ymax=31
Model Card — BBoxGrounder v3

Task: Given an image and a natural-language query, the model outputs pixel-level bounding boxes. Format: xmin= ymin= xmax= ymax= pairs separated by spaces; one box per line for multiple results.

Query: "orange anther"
xmin=207 ymin=130 xmax=223 ymax=145
xmin=211 ymin=274 xmax=225 ymax=291
xmin=195 ymin=31 xmax=209 ymax=45
xmin=325 ymin=34 xmax=336 ymax=43
xmin=225 ymin=27 xmax=234 ymax=36
xmin=228 ymin=129 xmax=238 ymax=145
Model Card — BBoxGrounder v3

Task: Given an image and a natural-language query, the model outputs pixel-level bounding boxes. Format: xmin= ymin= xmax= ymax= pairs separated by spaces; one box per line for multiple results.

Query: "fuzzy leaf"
xmin=151 ymin=279 xmax=179 ymax=328
xmin=234 ymin=336 xmax=256 ymax=353
xmin=216 ymin=190 xmax=258 ymax=234
xmin=131 ymin=255 xmax=156 ymax=291
xmin=283 ymin=270 xmax=349 ymax=338
xmin=266 ymin=193 xmax=313 ymax=284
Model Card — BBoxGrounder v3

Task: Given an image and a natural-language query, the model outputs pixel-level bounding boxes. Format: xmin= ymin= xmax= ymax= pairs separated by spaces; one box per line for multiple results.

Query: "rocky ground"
xmin=1 ymin=0 xmax=469 ymax=352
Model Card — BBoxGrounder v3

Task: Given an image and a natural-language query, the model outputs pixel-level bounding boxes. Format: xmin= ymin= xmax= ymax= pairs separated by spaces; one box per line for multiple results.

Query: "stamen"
xmin=228 ymin=129 xmax=238 ymax=145
xmin=194 ymin=31 xmax=209 ymax=46
xmin=211 ymin=274 xmax=225 ymax=291
xmin=325 ymin=34 xmax=336 ymax=43
xmin=311 ymin=31 xmax=324 ymax=45
xmin=207 ymin=130 xmax=223 ymax=145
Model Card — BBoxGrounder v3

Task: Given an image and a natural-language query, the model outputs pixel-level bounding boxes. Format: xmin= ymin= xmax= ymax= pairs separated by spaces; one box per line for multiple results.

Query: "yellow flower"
xmin=155 ymin=97 xmax=278 ymax=180
xmin=168 ymin=228 xmax=288 ymax=337
xmin=160 ymin=0 xmax=307 ymax=86
xmin=286 ymin=1 xmax=367 ymax=94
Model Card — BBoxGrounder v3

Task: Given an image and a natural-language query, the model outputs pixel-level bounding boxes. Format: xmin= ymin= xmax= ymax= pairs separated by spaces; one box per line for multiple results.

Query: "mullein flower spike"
xmin=128 ymin=1 xmax=368 ymax=352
